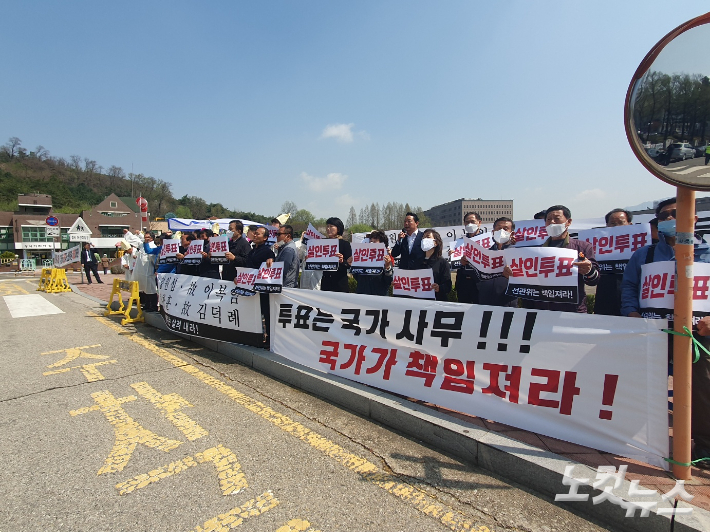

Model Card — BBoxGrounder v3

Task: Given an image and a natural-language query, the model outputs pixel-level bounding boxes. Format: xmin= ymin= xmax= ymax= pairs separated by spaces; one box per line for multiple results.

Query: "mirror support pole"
xmin=673 ymin=186 xmax=695 ymax=480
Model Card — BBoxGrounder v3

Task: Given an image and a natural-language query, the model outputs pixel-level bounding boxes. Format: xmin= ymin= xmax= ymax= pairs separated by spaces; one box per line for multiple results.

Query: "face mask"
xmin=657 ymin=219 xmax=676 ymax=237
xmin=226 ymin=231 xmax=234 ymax=239
xmin=421 ymin=238 xmax=436 ymax=252
xmin=546 ymin=223 xmax=568 ymax=238
xmin=493 ymin=229 xmax=511 ymax=244
xmin=465 ymin=223 xmax=478 ymax=234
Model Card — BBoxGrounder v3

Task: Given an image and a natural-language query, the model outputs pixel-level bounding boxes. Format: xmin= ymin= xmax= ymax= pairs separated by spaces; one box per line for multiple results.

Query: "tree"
xmin=291 ymin=209 xmax=315 ymax=223
xmin=348 ymin=223 xmax=372 ymax=235
xmin=280 ymin=201 xmax=298 ymax=214
xmin=175 ymin=205 xmax=192 ymax=218
xmin=4 ymin=137 xmax=21 ymax=158
xmin=346 ymin=206 xmax=357 ymax=228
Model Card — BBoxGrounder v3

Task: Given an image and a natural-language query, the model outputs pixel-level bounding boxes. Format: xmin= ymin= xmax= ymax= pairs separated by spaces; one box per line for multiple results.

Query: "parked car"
xmin=646 ymin=147 xmax=663 ymax=160
xmin=668 ymin=142 xmax=695 ymax=161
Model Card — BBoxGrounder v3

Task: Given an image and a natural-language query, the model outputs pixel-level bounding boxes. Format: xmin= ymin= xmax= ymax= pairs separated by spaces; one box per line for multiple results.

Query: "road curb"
xmin=68 ymin=289 xmax=708 ymax=532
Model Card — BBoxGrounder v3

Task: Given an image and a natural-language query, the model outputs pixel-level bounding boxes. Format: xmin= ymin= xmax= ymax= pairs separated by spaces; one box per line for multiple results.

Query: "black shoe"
xmin=87 ymin=282 xmax=92 ymax=284
xmin=97 ymin=281 xmax=104 ymax=284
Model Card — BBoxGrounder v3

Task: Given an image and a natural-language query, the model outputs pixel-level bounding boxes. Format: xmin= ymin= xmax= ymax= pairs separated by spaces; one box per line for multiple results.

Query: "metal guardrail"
xmin=19 ymin=259 xmax=36 ymax=271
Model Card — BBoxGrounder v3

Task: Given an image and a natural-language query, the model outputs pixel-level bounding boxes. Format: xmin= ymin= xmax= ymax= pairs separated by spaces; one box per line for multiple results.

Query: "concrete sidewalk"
xmin=64 ymin=275 xmax=710 ymax=531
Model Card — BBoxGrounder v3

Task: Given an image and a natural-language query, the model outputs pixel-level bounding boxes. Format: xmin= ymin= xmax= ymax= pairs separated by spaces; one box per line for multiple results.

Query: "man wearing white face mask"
xmin=621 ymin=197 xmax=710 ymax=467
xmin=514 ymin=205 xmax=599 ymax=313
xmin=478 ymin=217 xmax=518 ymax=307
xmin=222 ymin=220 xmax=250 ymax=281
xmin=455 ymin=212 xmax=484 ymax=303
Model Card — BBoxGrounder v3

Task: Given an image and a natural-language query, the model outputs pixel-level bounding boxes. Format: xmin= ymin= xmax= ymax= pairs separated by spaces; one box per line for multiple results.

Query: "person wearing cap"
xmin=321 ymin=217 xmax=352 ymax=292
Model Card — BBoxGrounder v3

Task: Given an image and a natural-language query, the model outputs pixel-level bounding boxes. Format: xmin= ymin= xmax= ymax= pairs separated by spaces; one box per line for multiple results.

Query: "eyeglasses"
xmin=657 ymin=209 xmax=676 ymax=221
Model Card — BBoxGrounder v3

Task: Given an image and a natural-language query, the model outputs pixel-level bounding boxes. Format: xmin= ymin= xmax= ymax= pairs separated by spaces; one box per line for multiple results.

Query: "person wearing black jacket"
xmin=477 ymin=217 xmax=517 ymax=307
xmin=321 ymin=217 xmax=352 ymax=292
xmin=454 ymin=211 xmax=484 ymax=303
xmin=195 ymin=229 xmax=221 ymax=279
xmin=246 ymin=226 xmax=276 ymax=348
xmin=420 ymin=229 xmax=451 ymax=301
xmin=80 ymin=242 xmax=103 ymax=284
xmin=594 ymin=209 xmax=633 ymax=316
xmin=175 ymin=232 xmax=198 ymax=275
xmin=391 ymin=212 xmax=425 ymax=270
xmin=222 ymin=220 xmax=251 ymax=281
xmin=347 ymin=230 xmax=393 ymax=296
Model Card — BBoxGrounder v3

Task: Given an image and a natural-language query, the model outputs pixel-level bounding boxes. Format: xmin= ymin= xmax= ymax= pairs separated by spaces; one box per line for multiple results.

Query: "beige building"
xmin=424 ymin=198 xmax=514 ymax=226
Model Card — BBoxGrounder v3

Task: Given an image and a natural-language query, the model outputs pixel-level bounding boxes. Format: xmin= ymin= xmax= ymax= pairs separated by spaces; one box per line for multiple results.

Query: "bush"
xmin=0 ymin=251 xmax=16 ymax=260
xmin=111 ymin=265 xmax=125 ymax=274
xmin=586 ymin=294 xmax=595 ymax=314
xmin=348 ymin=275 xmax=357 ymax=293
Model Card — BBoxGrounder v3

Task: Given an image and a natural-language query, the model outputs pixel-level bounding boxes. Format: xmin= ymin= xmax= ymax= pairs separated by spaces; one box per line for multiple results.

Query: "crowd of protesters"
xmin=112 ymin=200 xmax=710 ymax=466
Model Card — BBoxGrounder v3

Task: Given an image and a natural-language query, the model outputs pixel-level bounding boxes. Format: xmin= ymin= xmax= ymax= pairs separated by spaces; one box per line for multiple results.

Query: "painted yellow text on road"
xmin=92 ymin=313 xmax=495 ymax=532
xmin=275 ymin=519 xmax=322 ymax=532
xmin=191 ymin=490 xmax=280 ymax=531
xmin=42 ymin=344 xmax=117 ymax=382
xmin=116 ymin=444 xmax=247 ymax=496
xmin=71 ymin=389 xmax=184 ymax=474
xmin=131 ymin=382 xmax=208 ymax=441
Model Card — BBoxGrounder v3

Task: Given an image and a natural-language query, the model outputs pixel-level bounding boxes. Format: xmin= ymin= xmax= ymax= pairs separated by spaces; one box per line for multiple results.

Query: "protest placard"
xmin=504 ymin=247 xmax=579 ymax=303
xmin=578 ymin=224 xmax=652 ymax=274
xmin=305 ymin=239 xmax=340 ymax=271
xmin=351 ymin=243 xmax=387 ymax=275
xmin=255 ymin=261 xmax=284 ymax=293
xmin=234 ymin=267 xmax=259 ymax=296
xmin=182 ymin=240 xmax=204 ymax=266
xmin=392 ymin=268 xmax=435 ymax=299
xmin=159 ymin=238 xmax=180 ymax=264
xmin=208 ymin=235 xmax=229 ymax=264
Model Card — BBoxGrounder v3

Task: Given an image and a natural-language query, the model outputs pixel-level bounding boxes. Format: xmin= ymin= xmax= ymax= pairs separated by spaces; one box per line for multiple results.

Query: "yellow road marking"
xmin=0 ymin=283 xmax=30 ymax=295
xmin=91 ymin=313 xmax=494 ymax=532
xmin=72 ymin=389 xmax=183 ymax=474
xmin=131 ymin=382 xmax=208 ymax=441
xmin=42 ymin=345 xmax=108 ymax=368
xmin=44 ymin=360 xmax=118 ymax=382
xmin=191 ymin=490 xmax=279 ymax=531
xmin=275 ymin=519 xmax=322 ymax=532
xmin=116 ymin=444 xmax=248 ymax=496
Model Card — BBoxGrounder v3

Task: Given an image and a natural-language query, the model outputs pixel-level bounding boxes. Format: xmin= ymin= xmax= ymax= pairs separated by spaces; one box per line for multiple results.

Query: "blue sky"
xmin=2 ymin=1 xmax=709 ymax=222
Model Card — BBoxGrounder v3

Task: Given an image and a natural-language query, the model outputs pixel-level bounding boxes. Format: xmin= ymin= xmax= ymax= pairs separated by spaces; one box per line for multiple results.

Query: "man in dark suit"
xmin=80 ymin=242 xmax=103 ymax=284
xmin=391 ymin=212 xmax=425 ymax=270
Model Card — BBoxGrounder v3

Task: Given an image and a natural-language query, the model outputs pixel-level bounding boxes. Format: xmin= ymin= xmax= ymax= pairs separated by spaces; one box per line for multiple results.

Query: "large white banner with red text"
xmin=270 ymin=288 xmax=668 ymax=468
xmin=639 ymin=261 xmax=710 ymax=323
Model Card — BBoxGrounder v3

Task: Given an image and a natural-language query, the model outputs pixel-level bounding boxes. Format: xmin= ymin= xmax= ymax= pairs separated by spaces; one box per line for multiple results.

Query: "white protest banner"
xmin=265 ymin=225 xmax=279 ymax=246
xmin=234 ymin=267 xmax=259 ymax=296
xmin=468 ymin=232 xmax=494 ymax=250
xmin=382 ymin=229 xmax=400 ymax=248
xmin=392 ymin=267 xmax=435 ymax=299
xmin=510 ymin=219 xmax=548 ymax=247
xmin=159 ymin=238 xmax=180 ymax=264
xmin=351 ymin=243 xmax=387 ymax=275
xmin=182 ymin=240 xmax=204 ymax=266
xmin=577 ymin=224 xmax=651 ymax=275
xmin=639 ymin=261 xmax=710 ymax=322
xmin=157 ymin=273 xmax=263 ymax=346
xmin=305 ymin=239 xmax=340 ymax=271
xmin=302 ymin=223 xmax=325 ymax=243
xmin=255 ymin=261 xmax=284 ymax=293
xmin=208 ymin=235 xmax=230 ymax=264
xmin=270 ymin=289 xmax=668 ymax=468
xmin=461 ymin=238 xmax=506 ymax=279
xmin=52 ymin=246 xmax=81 ymax=268
xmin=504 ymin=247 xmax=579 ymax=304
xmin=433 ymin=225 xmax=466 ymax=245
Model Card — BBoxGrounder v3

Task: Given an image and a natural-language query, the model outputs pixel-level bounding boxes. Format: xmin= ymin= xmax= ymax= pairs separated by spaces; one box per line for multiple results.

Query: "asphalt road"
xmin=0 ymin=278 xmax=623 ymax=532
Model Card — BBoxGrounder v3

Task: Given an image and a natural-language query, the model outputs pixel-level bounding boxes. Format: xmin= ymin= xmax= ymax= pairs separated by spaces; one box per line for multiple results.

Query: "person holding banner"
xmin=517 ymin=205 xmax=599 ymax=313
xmin=455 ymin=211 xmax=484 ymax=304
xmin=420 ymin=229 xmax=451 ymax=301
xmin=478 ymin=217 xmax=518 ymax=307
xmin=197 ymin=229 xmax=221 ymax=279
xmin=320 ymin=217 xmax=352 ymax=292
xmin=268 ymin=224 xmax=299 ymax=288
xmin=593 ymin=208 xmax=633 ymax=316
xmin=620 ymin=197 xmax=710 ymax=466
xmin=392 ymin=212 xmax=425 ymax=270
xmin=176 ymin=232 xmax=198 ymax=276
xmin=133 ymin=232 xmax=158 ymax=312
xmin=247 ymin=226 xmax=276 ymax=347
xmin=222 ymin=220 xmax=251 ymax=282
xmin=347 ymin=230 xmax=393 ymax=296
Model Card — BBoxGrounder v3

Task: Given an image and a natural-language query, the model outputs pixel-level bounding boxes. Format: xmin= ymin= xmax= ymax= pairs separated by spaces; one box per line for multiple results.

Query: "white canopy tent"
xmin=166 ymin=218 xmax=266 ymax=232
